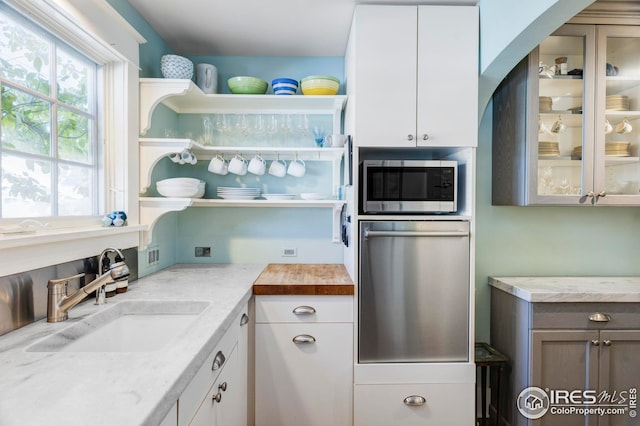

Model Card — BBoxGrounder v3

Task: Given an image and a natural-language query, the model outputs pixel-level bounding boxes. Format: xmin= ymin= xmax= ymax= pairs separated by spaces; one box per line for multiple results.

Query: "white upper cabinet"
xmin=345 ymin=5 xmax=478 ymax=147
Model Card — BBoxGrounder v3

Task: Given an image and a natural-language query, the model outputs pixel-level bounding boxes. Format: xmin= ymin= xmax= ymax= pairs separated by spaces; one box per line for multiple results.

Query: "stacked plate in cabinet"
xmin=216 ymin=186 xmax=260 ymax=200
xmin=571 ymin=142 xmax=631 ymax=160
xmin=605 ymin=141 xmax=631 ymax=157
xmin=605 ymin=95 xmax=629 ymax=111
xmin=539 ymin=96 xmax=553 ymax=112
xmin=538 ymin=141 xmax=560 ymax=157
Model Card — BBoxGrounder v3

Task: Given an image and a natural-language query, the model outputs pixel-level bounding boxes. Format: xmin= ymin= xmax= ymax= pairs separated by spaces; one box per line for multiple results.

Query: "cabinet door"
xmin=530 ymin=25 xmax=597 ymax=206
xmin=190 ymin=344 xmax=240 ymax=426
xmin=238 ymin=305 xmax=250 ymax=426
xmin=354 ymin=383 xmax=474 ymax=425
xmin=416 ymin=6 xmax=478 ymax=147
xmin=350 ymin=5 xmax=417 ymax=147
xmin=255 ymin=322 xmax=353 ymax=426
xmin=593 ymin=25 xmax=640 ymax=205
xmin=531 ymin=330 xmax=599 ymax=426
xmin=597 ymin=330 xmax=640 ymax=426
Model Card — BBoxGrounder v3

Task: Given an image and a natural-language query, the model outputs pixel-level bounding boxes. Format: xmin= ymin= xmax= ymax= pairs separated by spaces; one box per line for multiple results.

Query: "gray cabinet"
xmin=492 ymin=24 xmax=640 ymax=206
xmin=491 ymin=288 xmax=640 ymax=426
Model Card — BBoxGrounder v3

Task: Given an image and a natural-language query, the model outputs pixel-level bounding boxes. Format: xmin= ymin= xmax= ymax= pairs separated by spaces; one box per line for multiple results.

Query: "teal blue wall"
xmin=106 ymin=0 xmax=173 ymax=77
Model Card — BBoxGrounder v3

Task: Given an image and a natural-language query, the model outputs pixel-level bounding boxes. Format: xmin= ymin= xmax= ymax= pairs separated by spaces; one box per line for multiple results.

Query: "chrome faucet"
xmin=46 ymin=249 xmax=130 ymax=322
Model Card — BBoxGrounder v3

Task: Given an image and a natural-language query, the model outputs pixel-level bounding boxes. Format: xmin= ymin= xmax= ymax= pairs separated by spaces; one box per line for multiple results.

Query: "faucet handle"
xmin=47 ymin=273 xmax=85 ymax=291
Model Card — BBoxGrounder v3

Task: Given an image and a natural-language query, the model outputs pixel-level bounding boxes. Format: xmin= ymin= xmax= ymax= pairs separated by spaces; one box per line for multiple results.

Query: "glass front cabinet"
xmin=492 ymin=24 xmax=640 ymax=206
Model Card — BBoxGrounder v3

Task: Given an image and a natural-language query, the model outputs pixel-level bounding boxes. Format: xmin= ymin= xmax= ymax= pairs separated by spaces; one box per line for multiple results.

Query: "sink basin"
xmin=27 ymin=300 xmax=210 ymax=353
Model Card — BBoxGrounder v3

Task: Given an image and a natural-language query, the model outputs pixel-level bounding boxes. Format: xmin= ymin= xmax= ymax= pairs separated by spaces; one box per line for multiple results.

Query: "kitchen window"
xmin=0 ymin=0 xmax=143 ymax=277
xmin=0 ymin=5 xmax=101 ymax=218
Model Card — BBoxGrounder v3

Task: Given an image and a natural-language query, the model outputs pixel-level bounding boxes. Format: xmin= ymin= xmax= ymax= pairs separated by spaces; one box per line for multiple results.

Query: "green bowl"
xmin=228 ymin=76 xmax=268 ymax=94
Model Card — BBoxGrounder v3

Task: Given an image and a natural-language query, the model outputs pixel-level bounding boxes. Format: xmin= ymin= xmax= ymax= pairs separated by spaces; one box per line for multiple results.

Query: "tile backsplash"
xmin=0 ymin=248 xmax=138 ymax=336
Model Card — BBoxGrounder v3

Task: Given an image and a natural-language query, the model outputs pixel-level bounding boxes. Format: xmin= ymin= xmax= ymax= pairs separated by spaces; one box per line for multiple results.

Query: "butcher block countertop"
xmin=253 ymin=263 xmax=354 ymax=295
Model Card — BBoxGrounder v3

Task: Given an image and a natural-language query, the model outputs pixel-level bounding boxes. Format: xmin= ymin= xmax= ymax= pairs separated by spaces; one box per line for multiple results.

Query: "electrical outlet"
xmin=281 ymin=247 xmax=297 ymax=257
xmin=147 ymin=247 xmax=160 ymax=265
xmin=195 ymin=246 xmax=211 ymax=257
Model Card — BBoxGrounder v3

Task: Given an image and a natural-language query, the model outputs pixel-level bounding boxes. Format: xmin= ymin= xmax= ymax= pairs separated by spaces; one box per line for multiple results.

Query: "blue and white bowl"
xmin=272 ymin=78 xmax=299 ymax=95
xmin=161 ymin=54 xmax=194 ymax=79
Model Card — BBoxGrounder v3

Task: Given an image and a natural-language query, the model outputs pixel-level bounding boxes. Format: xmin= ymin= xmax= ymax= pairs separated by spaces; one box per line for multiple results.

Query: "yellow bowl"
xmin=301 ymin=86 xmax=339 ymax=95
xmin=300 ymin=78 xmax=340 ymax=95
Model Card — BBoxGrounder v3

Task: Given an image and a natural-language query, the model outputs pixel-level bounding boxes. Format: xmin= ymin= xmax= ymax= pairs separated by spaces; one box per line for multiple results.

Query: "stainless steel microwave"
xmin=361 ymin=160 xmax=457 ymax=213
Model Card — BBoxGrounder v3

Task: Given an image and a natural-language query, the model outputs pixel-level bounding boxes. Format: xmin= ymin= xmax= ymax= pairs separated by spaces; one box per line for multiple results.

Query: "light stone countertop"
xmin=0 ymin=263 xmax=266 ymax=426
xmin=489 ymin=276 xmax=640 ymax=302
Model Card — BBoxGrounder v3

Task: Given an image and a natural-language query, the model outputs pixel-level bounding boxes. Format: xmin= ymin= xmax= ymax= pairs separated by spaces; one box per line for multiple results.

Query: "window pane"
xmin=1 ymin=86 xmax=51 ymax=155
xmin=57 ymin=163 xmax=93 ymax=215
xmin=58 ymin=106 xmax=90 ymax=163
xmin=1 ymin=153 xmax=52 ymax=217
xmin=0 ymin=9 xmax=50 ymax=95
xmin=57 ymin=48 xmax=90 ymax=112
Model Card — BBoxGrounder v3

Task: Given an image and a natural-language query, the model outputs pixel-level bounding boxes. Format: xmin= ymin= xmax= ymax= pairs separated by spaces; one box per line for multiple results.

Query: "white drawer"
xmin=255 ymin=295 xmax=353 ymax=323
xmin=354 ymin=382 xmax=474 ymax=426
xmin=178 ymin=308 xmax=244 ymax=426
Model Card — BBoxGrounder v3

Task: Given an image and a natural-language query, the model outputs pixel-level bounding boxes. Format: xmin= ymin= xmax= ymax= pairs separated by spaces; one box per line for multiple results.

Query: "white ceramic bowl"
xmin=157 ymin=178 xmax=205 ymax=198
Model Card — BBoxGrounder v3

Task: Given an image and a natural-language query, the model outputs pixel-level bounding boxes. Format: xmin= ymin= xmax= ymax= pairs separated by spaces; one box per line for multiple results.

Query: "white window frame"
xmin=0 ymin=0 xmax=146 ymax=276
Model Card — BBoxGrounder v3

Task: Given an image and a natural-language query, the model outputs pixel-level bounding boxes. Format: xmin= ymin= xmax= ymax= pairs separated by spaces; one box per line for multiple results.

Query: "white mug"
xmin=196 ymin=64 xmax=218 ymax=94
xmin=248 ymin=154 xmax=266 ymax=175
xmin=208 ymin=154 xmax=228 ymax=175
xmin=228 ymin=154 xmax=248 ymax=175
xmin=268 ymin=159 xmax=287 ymax=177
xmin=324 ymin=134 xmax=347 ymax=147
xmin=180 ymin=149 xmax=197 ymax=165
xmin=604 ymin=120 xmax=613 ymax=135
xmin=287 ymin=159 xmax=306 ymax=177
xmin=615 ymin=118 xmax=632 ymax=134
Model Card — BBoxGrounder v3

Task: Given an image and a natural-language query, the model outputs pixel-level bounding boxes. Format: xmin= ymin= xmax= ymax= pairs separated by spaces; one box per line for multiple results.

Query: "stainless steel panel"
xmin=359 ymin=220 xmax=469 ymax=363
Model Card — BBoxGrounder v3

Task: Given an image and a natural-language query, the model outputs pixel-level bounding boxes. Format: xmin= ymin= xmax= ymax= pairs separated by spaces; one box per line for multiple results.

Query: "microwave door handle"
xmin=364 ymin=230 xmax=469 ymax=238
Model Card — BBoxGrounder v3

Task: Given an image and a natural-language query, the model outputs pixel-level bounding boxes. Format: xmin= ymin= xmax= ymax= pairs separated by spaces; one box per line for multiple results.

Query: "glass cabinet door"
xmin=529 ymin=25 xmax=596 ymax=205
xmin=594 ymin=25 xmax=640 ymax=205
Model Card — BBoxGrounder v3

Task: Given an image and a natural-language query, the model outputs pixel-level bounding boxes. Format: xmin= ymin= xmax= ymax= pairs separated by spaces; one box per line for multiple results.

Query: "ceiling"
xmin=127 ymin=0 xmax=477 ymax=57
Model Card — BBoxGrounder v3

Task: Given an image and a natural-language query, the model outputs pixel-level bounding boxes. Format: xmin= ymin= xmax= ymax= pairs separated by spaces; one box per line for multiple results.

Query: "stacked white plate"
xmin=263 ymin=194 xmax=296 ymax=200
xmin=216 ymin=186 xmax=260 ymax=200
xmin=605 ymin=95 xmax=629 ymax=111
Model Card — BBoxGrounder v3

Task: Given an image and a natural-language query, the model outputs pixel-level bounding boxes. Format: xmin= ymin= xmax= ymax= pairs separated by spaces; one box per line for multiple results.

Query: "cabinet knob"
xmin=422 ymin=134 xmax=429 ymax=141
xmin=588 ymin=312 xmax=611 ymax=322
xmin=403 ymin=395 xmax=426 ymax=406
xmin=240 ymin=313 xmax=249 ymax=326
xmin=292 ymin=334 xmax=316 ymax=344
xmin=212 ymin=351 xmax=226 ymax=371
xmin=603 ymin=340 xmax=612 ymax=346
xmin=212 ymin=392 xmax=222 ymax=403
xmin=407 ymin=134 xmax=414 ymax=141
xmin=591 ymin=339 xmax=600 ymax=346
xmin=292 ymin=306 xmax=316 ymax=315
xmin=219 ymin=382 xmax=228 ymax=392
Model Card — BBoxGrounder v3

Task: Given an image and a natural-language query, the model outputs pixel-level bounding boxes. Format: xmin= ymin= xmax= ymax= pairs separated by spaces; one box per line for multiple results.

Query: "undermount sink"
xmin=27 ymin=300 xmax=210 ymax=353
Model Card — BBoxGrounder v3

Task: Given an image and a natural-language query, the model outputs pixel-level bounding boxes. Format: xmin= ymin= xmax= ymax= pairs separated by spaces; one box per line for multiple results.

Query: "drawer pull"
xmin=603 ymin=340 xmax=612 ymax=346
xmin=292 ymin=334 xmax=316 ymax=344
xmin=240 ymin=313 xmax=249 ymax=326
xmin=212 ymin=351 xmax=225 ymax=371
xmin=588 ymin=313 xmax=611 ymax=322
xmin=212 ymin=392 xmax=222 ymax=403
xmin=219 ymin=382 xmax=228 ymax=392
xmin=293 ymin=306 xmax=316 ymax=315
xmin=591 ymin=339 xmax=600 ymax=346
xmin=404 ymin=395 xmax=426 ymax=406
